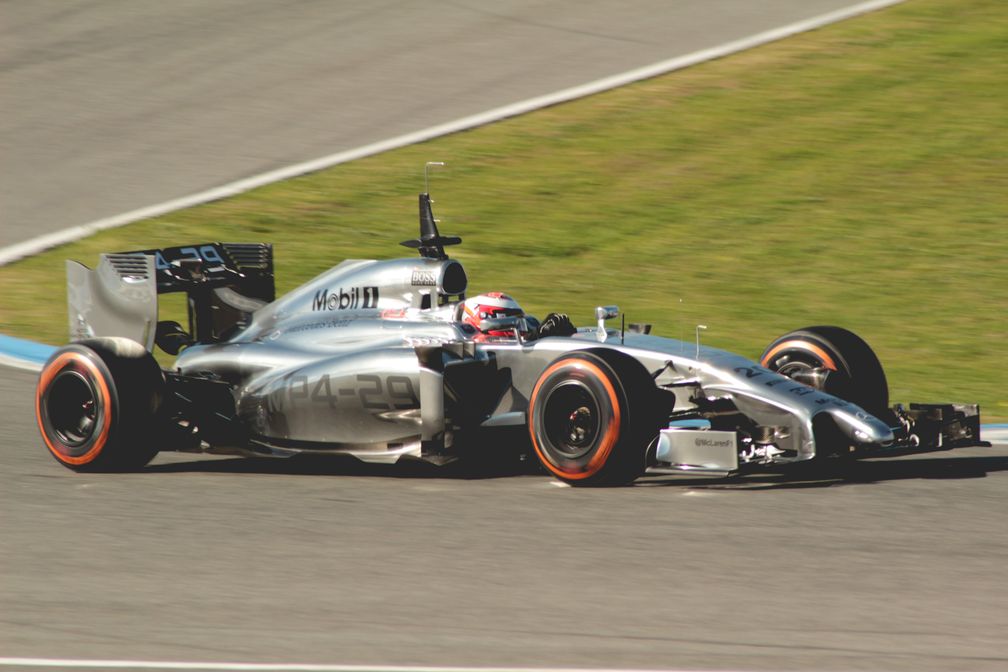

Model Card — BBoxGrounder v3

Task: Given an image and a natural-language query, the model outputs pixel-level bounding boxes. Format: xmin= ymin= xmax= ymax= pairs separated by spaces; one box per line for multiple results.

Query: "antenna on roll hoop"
xmin=400 ymin=161 xmax=461 ymax=260
xmin=424 ymin=161 xmax=443 ymax=196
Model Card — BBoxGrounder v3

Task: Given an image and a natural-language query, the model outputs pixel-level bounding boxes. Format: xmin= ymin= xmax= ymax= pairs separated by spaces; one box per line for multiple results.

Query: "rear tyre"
xmin=528 ymin=350 xmax=661 ymax=486
xmin=36 ymin=338 xmax=165 ymax=471
xmin=759 ymin=325 xmax=889 ymax=417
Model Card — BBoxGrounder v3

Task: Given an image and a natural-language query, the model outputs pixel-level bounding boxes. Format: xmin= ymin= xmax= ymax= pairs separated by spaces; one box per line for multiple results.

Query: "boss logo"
xmin=411 ymin=270 xmax=437 ymax=287
xmin=312 ymin=286 xmax=379 ymax=311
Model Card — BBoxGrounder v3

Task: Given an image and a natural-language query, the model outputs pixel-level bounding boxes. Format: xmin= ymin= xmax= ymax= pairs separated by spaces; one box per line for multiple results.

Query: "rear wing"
xmin=67 ymin=243 xmax=273 ymax=352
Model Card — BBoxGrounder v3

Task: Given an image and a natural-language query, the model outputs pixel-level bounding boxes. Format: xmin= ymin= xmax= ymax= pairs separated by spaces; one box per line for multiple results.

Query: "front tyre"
xmin=36 ymin=338 xmax=165 ymax=471
xmin=528 ymin=351 xmax=660 ymax=486
xmin=760 ymin=325 xmax=889 ymax=417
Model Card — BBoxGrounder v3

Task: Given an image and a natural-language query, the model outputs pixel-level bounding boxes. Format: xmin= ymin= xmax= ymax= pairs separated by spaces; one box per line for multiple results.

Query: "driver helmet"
xmin=461 ymin=292 xmax=526 ymax=337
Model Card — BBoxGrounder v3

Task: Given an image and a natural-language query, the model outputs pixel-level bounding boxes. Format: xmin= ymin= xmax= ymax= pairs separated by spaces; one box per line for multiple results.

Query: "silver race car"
xmin=36 ymin=184 xmax=985 ymax=485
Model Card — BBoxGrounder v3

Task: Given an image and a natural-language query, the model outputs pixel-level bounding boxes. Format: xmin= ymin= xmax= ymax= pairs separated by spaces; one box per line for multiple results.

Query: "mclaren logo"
xmin=313 ymin=286 xmax=379 ymax=311
xmin=694 ymin=438 xmax=733 ymax=448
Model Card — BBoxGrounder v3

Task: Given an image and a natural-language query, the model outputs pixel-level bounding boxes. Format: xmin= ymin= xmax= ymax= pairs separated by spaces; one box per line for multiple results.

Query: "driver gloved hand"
xmin=538 ymin=312 xmax=576 ymax=338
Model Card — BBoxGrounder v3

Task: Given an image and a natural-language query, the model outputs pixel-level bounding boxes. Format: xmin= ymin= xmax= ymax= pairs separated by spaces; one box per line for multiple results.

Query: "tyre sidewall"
xmin=529 ymin=351 xmax=654 ymax=486
xmin=37 ymin=339 xmax=163 ymax=471
xmin=529 ymin=354 xmax=624 ymax=482
xmin=37 ymin=345 xmax=121 ymax=470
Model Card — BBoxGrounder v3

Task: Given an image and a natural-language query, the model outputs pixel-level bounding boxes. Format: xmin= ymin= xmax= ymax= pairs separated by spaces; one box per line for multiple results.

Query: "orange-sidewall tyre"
xmin=36 ymin=339 xmax=164 ymax=472
xmin=528 ymin=350 xmax=660 ymax=486
xmin=760 ymin=325 xmax=889 ymax=417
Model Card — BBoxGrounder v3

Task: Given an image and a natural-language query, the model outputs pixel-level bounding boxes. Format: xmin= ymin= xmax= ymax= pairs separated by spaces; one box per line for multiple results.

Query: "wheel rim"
xmin=769 ymin=350 xmax=849 ymax=397
xmin=776 ymin=358 xmax=823 ymax=387
xmin=542 ymin=381 xmax=601 ymax=460
xmin=46 ymin=370 xmax=99 ymax=447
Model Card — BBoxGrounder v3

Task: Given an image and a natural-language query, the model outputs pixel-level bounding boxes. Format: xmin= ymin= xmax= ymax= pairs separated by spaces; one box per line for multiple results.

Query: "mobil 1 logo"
xmin=312 ymin=286 xmax=379 ymax=311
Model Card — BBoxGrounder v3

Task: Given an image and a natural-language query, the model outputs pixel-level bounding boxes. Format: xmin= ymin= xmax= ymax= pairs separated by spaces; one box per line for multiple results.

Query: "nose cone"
xmin=827 ymin=407 xmax=895 ymax=446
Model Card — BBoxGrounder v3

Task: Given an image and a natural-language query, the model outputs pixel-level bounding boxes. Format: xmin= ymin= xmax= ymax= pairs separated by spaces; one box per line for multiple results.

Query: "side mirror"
xmin=595 ymin=305 xmax=619 ymax=342
xmin=595 ymin=305 xmax=619 ymax=321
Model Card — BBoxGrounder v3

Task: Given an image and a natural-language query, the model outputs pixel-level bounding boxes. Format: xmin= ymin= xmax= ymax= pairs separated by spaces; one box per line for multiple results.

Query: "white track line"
xmin=0 ymin=352 xmax=43 ymax=372
xmin=0 ymin=0 xmax=905 ymax=267
xmin=0 ymin=661 xmax=722 ymax=672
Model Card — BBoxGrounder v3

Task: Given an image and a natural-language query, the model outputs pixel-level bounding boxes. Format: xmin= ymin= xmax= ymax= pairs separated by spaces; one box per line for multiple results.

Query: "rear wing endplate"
xmin=67 ymin=243 xmax=274 ymax=351
xmin=67 ymin=253 xmax=158 ymax=349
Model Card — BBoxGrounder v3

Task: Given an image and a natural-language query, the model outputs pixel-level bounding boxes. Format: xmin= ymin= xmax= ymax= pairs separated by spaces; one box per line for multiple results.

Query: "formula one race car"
xmin=35 ymin=183 xmax=986 ymax=485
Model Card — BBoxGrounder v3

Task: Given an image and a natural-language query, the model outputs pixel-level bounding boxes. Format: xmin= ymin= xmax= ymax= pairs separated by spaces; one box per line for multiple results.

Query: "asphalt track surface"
xmin=5 ymin=1 xmax=1008 ymax=671
xmin=4 ymin=365 xmax=1008 ymax=672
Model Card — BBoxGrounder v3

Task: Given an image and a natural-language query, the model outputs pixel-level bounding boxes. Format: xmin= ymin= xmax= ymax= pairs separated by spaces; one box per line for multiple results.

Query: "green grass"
xmin=1 ymin=0 xmax=1005 ymax=419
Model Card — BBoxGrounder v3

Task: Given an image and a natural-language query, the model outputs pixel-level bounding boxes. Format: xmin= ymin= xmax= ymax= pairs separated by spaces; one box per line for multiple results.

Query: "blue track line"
xmin=0 ymin=334 xmax=55 ymax=367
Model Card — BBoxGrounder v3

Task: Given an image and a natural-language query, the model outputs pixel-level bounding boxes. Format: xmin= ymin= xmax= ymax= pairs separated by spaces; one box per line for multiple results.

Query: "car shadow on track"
xmin=143 ymin=452 xmax=540 ymax=481
xmin=142 ymin=450 xmax=1008 ymax=490
xmin=144 ymin=427 xmax=541 ymax=480
xmin=641 ymin=452 xmax=1008 ymax=490
xmin=147 ymin=454 xmax=434 ymax=477
xmin=145 ymin=449 xmax=540 ymax=481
